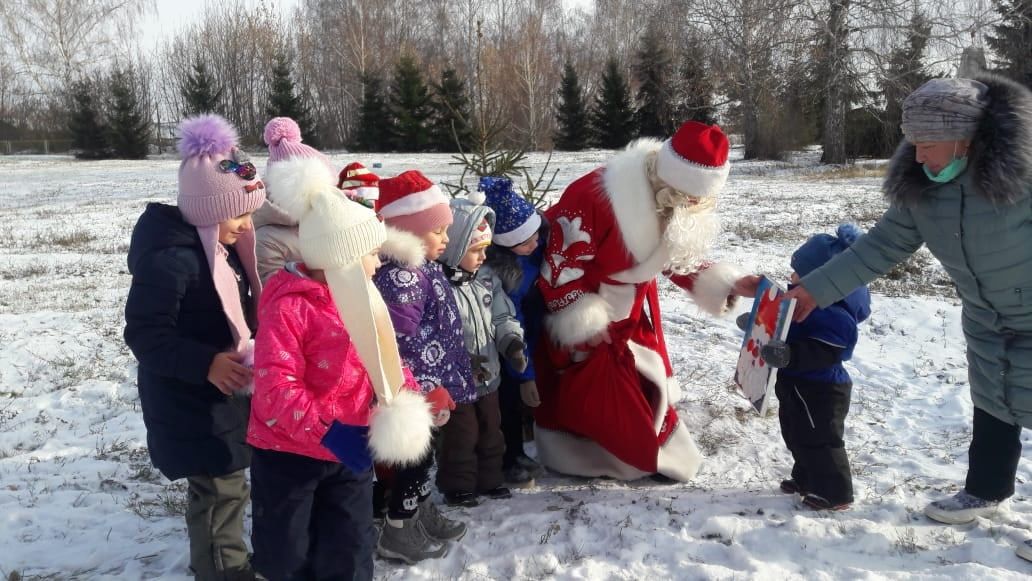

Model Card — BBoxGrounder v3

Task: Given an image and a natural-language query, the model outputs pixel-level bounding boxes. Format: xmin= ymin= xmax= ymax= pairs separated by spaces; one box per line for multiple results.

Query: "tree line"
xmin=2 ymin=0 xmax=1031 ymax=162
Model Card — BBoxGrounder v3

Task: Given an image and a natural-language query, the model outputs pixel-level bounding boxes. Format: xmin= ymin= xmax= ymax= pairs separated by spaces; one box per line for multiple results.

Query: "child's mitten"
xmin=735 ymin=312 xmax=750 ymax=331
xmin=519 ymin=380 xmax=540 ymax=407
xmin=760 ymin=340 xmax=792 ymax=368
xmin=506 ymin=340 xmax=528 ymax=373
xmin=321 ymin=421 xmax=373 ymax=473
xmin=426 ymin=387 xmax=456 ymax=427
xmin=469 ymin=353 xmax=491 ymax=383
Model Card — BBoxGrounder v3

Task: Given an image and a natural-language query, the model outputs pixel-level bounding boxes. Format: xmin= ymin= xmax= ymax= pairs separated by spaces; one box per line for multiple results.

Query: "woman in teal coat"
xmin=787 ymin=75 xmax=1032 ymax=560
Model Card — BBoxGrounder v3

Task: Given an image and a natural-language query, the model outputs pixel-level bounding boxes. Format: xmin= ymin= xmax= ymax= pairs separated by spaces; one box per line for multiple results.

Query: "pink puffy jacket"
xmin=248 ymin=266 xmax=417 ymax=462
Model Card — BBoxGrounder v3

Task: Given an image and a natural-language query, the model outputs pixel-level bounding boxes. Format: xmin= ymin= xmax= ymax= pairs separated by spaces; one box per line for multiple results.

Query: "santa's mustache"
xmin=664 ymin=205 xmax=719 ymax=275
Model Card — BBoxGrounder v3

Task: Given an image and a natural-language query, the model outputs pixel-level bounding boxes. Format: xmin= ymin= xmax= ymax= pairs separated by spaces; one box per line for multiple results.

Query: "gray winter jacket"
xmin=253 ymin=200 xmax=301 ymax=283
xmin=440 ymin=199 xmax=525 ymax=397
xmin=802 ymin=74 xmax=1032 ymax=428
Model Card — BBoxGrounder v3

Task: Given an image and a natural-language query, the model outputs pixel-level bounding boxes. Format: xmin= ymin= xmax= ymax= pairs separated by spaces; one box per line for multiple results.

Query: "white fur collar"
xmin=600 ymin=139 xmax=664 ymax=263
xmin=379 ymin=227 xmax=425 ymax=268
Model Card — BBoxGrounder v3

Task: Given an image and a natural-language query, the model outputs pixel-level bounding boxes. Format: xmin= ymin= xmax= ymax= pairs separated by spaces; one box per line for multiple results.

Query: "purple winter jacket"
xmin=373 ymin=258 xmax=476 ymax=404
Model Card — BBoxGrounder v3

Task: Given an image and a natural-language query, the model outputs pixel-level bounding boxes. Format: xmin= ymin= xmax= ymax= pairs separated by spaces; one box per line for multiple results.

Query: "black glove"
xmin=470 ymin=353 xmax=491 ymax=383
xmin=760 ymin=340 xmax=791 ymax=368
xmin=735 ymin=312 xmax=751 ymax=331
xmin=506 ymin=340 xmax=528 ymax=373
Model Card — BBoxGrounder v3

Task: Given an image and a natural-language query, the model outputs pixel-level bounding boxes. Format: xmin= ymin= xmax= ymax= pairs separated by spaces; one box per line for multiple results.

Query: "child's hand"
xmin=519 ymin=380 xmax=540 ymax=407
xmin=426 ymin=387 xmax=456 ymax=427
xmin=207 ymin=352 xmax=252 ymax=395
xmin=760 ymin=340 xmax=792 ymax=368
xmin=732 ymin=274 xmax=763 ymax=298
xmin=506 ymin=340 xmax=528 ymax=373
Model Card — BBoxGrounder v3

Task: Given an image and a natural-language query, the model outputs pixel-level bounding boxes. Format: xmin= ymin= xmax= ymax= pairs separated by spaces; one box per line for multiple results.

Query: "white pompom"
xmin=467 ymin=189 xmax=486 ymax=205
xmin=367 ymin=389 xmax=433 ymax=466
xmin=265 ymin=157 xmax=337 ymax=222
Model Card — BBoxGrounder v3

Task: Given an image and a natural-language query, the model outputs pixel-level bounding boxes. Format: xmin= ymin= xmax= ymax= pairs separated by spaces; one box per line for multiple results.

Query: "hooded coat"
xmin=253 ymin=199 xmax=301 ymax=283
xmin=801 ymin=74 xmax=1032 ymax=428
xmin=124 ymin=203 xmax=253 ymax=480
xmin=439 ymin=199 xmax=524 ymax=397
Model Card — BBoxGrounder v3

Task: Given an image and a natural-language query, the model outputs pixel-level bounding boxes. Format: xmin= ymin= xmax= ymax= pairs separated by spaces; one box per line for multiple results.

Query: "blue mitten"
xmin=321 ymin=421 xmax=373 ymax=473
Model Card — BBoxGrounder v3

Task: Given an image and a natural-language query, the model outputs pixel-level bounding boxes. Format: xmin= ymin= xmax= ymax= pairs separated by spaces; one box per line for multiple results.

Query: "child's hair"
xmin=791 ymin=223 xmax=863 ymax=277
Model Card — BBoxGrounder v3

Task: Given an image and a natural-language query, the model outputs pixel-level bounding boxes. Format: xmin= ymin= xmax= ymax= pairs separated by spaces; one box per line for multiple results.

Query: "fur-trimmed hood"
xmin=378 ymin=227 xmax=425 ymax=268
xmin=885 ymin=74 xmax=1032 ymax=207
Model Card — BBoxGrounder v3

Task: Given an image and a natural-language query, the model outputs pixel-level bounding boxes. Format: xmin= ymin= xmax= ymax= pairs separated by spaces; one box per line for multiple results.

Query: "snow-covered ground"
xmin=0 ymin=150 xmax=1029 ymax=580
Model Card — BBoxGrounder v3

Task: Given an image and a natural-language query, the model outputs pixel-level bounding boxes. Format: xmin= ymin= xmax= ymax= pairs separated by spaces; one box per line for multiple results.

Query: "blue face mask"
xmin=923 ymin=156 xmax=968 ymax=183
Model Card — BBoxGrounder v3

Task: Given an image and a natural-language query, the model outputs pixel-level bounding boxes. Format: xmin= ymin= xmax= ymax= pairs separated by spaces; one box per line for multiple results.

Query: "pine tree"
xmin=554 ymin=61 xmax=589 ymax=150
xmin=879 ymin=13 xmax=932 ymax=156
xmin=429 ymin=68 xmax=473 ymax=152
xmin=181 ymin=59 xmax=223 ymax=116
xmin=987 ymin=0 xmax=1032 ymax=89
xmin=354 ymin=73 xmax=391 ymax=151
xmin=106 ymin=69 xmax=151 ymax=159
xmin=388 ymin=54 xmax=432 ymax=152
xmin=267 ymin=52 xmax=319 ymax=146
xmin=676 ymin=35 xmax=716 ymax=125
xmin=590 ymin=57 xmax=636 ymax=149
xmin=633 ymin=24 xmax=676 ymax=138
xmin=68 ymin=79 xmax=111 ymax=160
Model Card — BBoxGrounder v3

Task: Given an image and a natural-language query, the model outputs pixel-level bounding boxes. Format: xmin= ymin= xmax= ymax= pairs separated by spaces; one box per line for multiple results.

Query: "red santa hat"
xmin=338 ymin=161 xmax=381 ymax=201
xmin=375 ymin=170 xmax=453 ymax=235
xmin=655 ymin=121 xmax=730 ymax=198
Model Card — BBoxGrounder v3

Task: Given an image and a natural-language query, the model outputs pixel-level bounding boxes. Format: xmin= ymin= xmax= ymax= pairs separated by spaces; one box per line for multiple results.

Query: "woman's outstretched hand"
xmin=785 ymin=285 xmax=818 ymax=322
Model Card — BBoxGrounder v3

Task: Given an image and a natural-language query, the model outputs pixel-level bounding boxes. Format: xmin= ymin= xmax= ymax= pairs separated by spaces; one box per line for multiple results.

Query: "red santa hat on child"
xmin=655 ymin=121 xmax=730 ymax=198
xmin=375 ymin=170 xmax=453 ymax=234
xmin=338 ymin=162 xmax=381 ymax=201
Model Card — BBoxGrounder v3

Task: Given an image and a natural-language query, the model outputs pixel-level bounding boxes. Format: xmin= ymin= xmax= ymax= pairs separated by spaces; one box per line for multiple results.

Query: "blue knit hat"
xmin=791 ymin=224 xmax=864 ymax=277
xmin=478 ymin=176 xmax=541 ymax=247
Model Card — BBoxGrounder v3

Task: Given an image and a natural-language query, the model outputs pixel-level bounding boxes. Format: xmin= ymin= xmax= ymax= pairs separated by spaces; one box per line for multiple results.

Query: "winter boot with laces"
xmin=923 ymin=490 xmax=1000 ymax=524
xmin=377 ymin=515 xmax=448 ymax=564
xmin=417 ymin=499 xmax=467 ymax=541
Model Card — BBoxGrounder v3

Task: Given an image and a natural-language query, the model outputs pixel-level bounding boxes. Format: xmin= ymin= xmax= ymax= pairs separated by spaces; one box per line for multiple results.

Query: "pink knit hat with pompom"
xmin=178 ymin=115 xmax=266 ymax=226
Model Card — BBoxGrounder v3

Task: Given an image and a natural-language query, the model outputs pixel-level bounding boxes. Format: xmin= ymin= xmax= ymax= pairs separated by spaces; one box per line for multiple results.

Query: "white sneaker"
xmin=923 ymin=490 xmax=1000 ymax=524
xmin=1016 ymin=539 xmax=1032 ymax=563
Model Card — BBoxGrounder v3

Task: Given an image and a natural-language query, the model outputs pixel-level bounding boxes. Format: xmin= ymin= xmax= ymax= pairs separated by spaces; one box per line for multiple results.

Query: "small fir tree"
xmin=676 ymin=35 xmax=717 ymax=125
xmin=554 ymin=60 xmax=589 ymax=150
xmin=181 ymin=59 xmax=223 ymax=116
xmin=267 ymin=52 xmax=319 ymax=146
xmin=106 ymin=69 xmax=151 ymax=159
xmin=388 ymin=54 xmax=432 ymax=152
xmin=354 ymin=73 xmax=391 ymax=151
xmin=633 ymin=24 xmax=676 ymax=137
xmin=429 ymin=68 xmax=473 ymax=152
xmin=590 ymin=57 xmax=636 ymax=149
xmin=986 ymin=0 xmax=1032 ymax=89
xmin=68 ymin=79 xmax=111 ymax=160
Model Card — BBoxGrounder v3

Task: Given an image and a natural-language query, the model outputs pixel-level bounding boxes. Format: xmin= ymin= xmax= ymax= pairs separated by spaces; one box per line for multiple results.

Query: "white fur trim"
xmin=601 ymin=139 xmax=665 ymax=263
xmin=689 ymin=262 xmax=742 ymax=316
xmin=348 ymin=185 xmax=380 ymax=200
xmin=655 ymin=139 xmax=730 ymax=198
xmin=535 ymin=425 xmax=649 ymax=480
xmin=626 ymin=341 xmax=670 ymax=432
xmin=598 ymin=282 xmax=637 ymax=322
xmin=493 ymin=212 xmax=541 ymax=247
xmin=377 ymin=185 xmax=448 ymax=219
xmin=545 ymin=292 xmax=613 ymax=348
xmin=368 ymin=389 xmax=433 ymax=466
xmin=378 ymin=227 xmax=425 ymax=268
xmin=655 ymin=421 xmax=703 ymax=481
xmin=466 ymin=189 xmax=486 ymax=205
xmin=610 ymin=243 xmax=670 ymax=284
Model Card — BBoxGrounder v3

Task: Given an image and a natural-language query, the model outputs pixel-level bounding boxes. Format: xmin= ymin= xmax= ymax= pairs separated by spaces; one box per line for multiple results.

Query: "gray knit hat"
xmin=901 ymin=78 xmax=990 ymax=142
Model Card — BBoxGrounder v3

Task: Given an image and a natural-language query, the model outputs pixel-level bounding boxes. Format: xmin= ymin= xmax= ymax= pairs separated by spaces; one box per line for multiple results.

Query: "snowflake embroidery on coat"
xmin=432 ymin=279 xmax=447 ymax=300
xmin=421 ymin=340 xmax=446 ymax=366
xmin=389 ymin=268 xmax=418 ymax=288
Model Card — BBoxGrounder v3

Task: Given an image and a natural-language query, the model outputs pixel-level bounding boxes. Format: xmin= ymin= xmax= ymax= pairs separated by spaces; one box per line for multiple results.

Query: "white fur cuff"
xmin=689 ymin=262 xmax=742 ymax=316
xmin=545 ymin=292 xmax=613 ymax=348
xmin=368 ymin=389 xmax=433 ymax=466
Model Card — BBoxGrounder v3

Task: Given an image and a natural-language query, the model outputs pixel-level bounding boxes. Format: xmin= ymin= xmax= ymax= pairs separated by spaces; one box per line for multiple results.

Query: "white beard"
xmin=663 ymin=205 xmax=720 ymax=275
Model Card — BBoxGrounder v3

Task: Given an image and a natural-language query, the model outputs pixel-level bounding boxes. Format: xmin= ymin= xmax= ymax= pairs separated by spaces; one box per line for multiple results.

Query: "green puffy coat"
xmin=802 ymin=75 xmax=1032 ymax=428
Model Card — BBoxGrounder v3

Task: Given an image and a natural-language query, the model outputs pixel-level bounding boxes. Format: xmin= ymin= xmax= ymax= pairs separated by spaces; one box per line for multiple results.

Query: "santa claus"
xmin=534 ymin=121 xmax=758 ymax=482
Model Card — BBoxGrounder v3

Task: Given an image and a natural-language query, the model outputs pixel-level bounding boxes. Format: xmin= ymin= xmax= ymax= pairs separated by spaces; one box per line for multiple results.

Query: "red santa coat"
xmin=534 ymin=139 xmax=741 ymax=482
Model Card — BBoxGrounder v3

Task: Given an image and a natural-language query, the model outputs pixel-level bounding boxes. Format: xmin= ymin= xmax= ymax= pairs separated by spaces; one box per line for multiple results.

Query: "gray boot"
xmin=377 ymin=515 xmax=448 ymax=564
xmin=418 ymin=499 xmax=467 ymax=541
